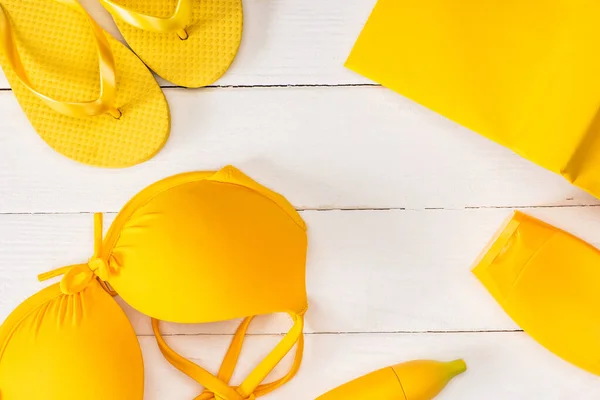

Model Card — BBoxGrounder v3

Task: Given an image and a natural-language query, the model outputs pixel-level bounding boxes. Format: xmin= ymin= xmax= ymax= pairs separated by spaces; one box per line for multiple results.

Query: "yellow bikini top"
xmin=0 ymin=166 xmax=308 ymax=400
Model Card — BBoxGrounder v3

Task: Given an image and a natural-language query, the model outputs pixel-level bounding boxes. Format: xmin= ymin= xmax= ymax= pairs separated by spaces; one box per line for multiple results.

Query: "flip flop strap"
xmin=0 ymin=0 xmax=121 ymax=118
xmin=100 ymin=0 xmax=192 ymax=39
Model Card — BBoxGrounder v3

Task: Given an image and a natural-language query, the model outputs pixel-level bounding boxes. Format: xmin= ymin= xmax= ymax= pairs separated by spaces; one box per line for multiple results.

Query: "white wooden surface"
xmin=1 ymin=0 xmax=600 ymax=398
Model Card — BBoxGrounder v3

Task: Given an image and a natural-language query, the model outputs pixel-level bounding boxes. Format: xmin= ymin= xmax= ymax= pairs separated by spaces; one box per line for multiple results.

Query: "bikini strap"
xmin=38 ymin=213 xmax=118 ymax=296
xmin=152 ymin=313 xmax=304 ymax=400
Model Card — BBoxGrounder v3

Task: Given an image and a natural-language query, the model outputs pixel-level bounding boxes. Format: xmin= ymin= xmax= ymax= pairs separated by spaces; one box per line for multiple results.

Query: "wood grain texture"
xmin=0 ymin=86 xmax=596 ymax=213
xmin=2 ymin=0 xmax=600 ymax=397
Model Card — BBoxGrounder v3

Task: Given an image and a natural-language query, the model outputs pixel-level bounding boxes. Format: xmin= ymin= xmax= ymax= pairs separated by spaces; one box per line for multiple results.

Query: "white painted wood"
xmin=0 ymin=0 xmax=377 ymax=89
xmin=140 ymin=332 xmax=600 ymax=399
xmin=0 ymin=87 xmax=596 ymax=213
xmin=2 ymin=1 xmax=599 ymax=397
xmin=2 ymin=206 xmax=600 ymax=335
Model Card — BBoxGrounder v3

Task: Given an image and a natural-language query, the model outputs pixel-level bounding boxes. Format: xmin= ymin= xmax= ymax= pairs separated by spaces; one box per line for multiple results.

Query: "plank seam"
xmin=0 ymin=83 xmax=381 ymax=92
xmin=1 ymin=203 xmax=599 ymax=215
xmin=137 ymin=329 xmax=524 ymax=337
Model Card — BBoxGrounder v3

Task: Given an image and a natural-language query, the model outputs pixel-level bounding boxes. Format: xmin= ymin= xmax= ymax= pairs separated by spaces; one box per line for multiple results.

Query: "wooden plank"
xmin=0 ymin=87 xmax=594 ymax=213
xmin=139 ymin=332 xmax=600 ymax=399
xmin=0 ymin=0 xmax=377 ymax=89
xmin=2 ymin=207 xmax=599 ymax=334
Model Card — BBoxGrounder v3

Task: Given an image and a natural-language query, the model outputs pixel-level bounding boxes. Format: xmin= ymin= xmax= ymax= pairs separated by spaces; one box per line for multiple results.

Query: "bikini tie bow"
xmin=38 ymin=213 xmax=117 ymax=295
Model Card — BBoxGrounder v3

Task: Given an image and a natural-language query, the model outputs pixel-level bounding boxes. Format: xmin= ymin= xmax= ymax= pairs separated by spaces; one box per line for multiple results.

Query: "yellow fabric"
xmin=101 ymin=165 xmax=307 ymax=324
xmin=154 ymin=315 xmax=304 ymax=400
xmin=0 ymin=0 xmax=170 ymax=167
xmin=317 ymin=359 xmax=466 ymax=400
xmin=0 ymin=209 xmax=143 ymax=399
xmin=346 ymin=0 xmax=600 ymax=198
xmin=38 ymin=214 xmax=115 ymax=294
xmin=0 ymin=281 xmax=143 ymax=400
xmin=38 ymin=165 xmax=308 ymax=399
xmin=101 ymin=0 xmax=243 ymax=88
xmin=473 ymin=211 xmax=600 ymax=375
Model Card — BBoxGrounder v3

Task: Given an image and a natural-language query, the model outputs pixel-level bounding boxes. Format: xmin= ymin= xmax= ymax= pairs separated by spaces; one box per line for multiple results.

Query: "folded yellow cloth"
xmin=347 ymin=0 xmax=600 ymax=197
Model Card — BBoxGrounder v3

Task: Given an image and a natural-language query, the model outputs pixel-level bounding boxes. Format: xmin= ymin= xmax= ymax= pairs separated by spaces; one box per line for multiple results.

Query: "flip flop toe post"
xmin=0 ymin=0 xmax=170 ymax=167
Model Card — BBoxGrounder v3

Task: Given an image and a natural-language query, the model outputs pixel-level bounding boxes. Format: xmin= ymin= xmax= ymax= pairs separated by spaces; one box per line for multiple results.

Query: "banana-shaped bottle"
xmin=317 ymin=359 xmax=467 ymax=400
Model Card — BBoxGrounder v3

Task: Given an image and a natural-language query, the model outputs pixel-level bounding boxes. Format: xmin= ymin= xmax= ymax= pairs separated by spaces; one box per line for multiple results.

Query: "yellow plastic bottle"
xmin=316 ymin=359 xmax=467 ymax=400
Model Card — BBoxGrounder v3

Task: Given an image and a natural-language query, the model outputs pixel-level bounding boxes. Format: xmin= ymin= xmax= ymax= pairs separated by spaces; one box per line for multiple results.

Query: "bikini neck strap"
xmin=152 ymin=313 xmax=305 ymax=400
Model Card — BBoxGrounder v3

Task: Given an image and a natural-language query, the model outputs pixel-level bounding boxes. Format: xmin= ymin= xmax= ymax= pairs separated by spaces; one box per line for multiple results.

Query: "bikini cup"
xmin=0 ymin=279 xmax=143 ymax=399
xmin=42 ymin=165 xmax=308 ymax=400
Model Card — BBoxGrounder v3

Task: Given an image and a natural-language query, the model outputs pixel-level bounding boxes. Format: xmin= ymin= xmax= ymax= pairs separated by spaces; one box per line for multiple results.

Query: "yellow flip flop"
xmin=0 ymin=0 xmax=170 ymax=168
xmin=100 ymin=0 xmax=243 ymax=88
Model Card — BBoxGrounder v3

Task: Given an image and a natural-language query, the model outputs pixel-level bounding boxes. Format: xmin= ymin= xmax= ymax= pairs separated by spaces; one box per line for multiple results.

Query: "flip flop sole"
xmin=0 ymin=0 xmax=170 ymax=168
xmin=111 ymin=0 xmax=243 ymax=88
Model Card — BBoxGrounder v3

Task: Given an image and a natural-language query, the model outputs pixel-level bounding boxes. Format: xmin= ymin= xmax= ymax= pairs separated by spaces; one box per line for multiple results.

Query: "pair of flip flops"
xmin=0 ymin=0 xmax=243 ymax=167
